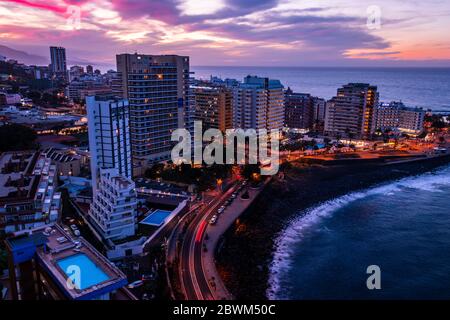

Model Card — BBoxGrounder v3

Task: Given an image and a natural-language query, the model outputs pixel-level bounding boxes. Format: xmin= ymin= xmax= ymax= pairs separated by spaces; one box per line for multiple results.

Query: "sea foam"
xmin=267 ymin=165 xmax=450 ymax=300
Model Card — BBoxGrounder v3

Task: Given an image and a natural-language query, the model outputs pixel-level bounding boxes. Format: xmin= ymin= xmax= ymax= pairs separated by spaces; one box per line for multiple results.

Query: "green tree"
xmin=0 ymin=124 xmax=38 ymax=152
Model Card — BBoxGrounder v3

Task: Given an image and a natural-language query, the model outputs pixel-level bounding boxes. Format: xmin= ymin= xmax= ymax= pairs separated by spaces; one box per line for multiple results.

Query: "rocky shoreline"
xmin=215 ymin=155 xmax=450 ymax=300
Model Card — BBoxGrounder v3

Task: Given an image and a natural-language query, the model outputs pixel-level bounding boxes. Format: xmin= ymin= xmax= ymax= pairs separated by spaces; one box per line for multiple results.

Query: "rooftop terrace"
xmin=6 ymin=224 xmax=128 ymax=300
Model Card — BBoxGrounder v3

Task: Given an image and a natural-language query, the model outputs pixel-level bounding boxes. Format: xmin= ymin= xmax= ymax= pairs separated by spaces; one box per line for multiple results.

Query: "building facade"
xmin=86 ymin=95 xmax=132 ymax=188
xmin=325 ymin=83 xmax=379 ymax=138
xmin=0 ymin=151 xmax=61 ymax=235
xmin=86 ymin=95 xmax=136 ymax=241
xmin=5 ymin=224 xmax=133 ymax=300
xmin=193 ymin=84 xmax=233 ymax=132
xmin=49 ymin=46 xmax=67 ymax=79
xmin=42 ymin=148 xmax=82 ymax=177
xmin=88 ymin=168 xmax=137 ymax=241
xmin=231 ymin=75 xmax=284 ymax=132
xmin=372 ymin=101 xmax=426 ymax=135
xmin=284 ymin=89 xmax=315 ymax=130
xmin=115 ymin=53 xmax=193 ymax=166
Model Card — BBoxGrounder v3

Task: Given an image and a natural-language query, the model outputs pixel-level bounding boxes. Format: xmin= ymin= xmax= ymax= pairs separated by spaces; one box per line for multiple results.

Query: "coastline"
xmin=215 ymin=155 xmax=450 ymax=299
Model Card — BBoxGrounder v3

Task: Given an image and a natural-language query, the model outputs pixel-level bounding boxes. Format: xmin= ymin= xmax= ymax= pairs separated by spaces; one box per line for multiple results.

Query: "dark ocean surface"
xmin=267 ymin=165 xmax=450 ymax=299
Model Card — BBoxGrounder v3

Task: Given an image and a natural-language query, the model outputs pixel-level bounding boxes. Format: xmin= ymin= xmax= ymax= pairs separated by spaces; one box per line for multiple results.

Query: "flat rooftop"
xmin=135 ymin=178 xmax=189 ymax=196
xmin=8 ymin=224 xmax=128 ymax=300
xmin=0 ymin=151 xmax=39 ymax=199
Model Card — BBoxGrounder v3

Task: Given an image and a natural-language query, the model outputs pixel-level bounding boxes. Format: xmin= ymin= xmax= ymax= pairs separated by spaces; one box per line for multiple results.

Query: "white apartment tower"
xmin=87 ymin=95 xmax=132 ymax=189
xmin=88 ymin=168 xmax=137 ymax=241
xmin=87 ymin=95 xmax=137 ymax=241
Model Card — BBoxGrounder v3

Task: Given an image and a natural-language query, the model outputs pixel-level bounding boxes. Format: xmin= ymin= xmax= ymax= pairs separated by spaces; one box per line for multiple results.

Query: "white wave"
xmin=267 ymin=165 xmax=450 ymax=300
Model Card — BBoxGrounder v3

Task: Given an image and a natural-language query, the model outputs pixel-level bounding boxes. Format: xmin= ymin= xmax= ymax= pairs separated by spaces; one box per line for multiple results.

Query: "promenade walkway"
xmin=200 ymin=179 xmax=269 ymax=300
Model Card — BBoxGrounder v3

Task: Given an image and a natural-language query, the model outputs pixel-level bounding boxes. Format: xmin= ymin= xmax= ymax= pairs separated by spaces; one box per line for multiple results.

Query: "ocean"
xmin=268 ymin=164 xmax=450 ymax=299
xmin=192 ymin=66 xmax=450 ymax=112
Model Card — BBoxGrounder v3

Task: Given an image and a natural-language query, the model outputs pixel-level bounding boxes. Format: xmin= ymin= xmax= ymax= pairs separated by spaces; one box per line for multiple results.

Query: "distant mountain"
xmin=0 ymin=45 xmax=48 ymax=66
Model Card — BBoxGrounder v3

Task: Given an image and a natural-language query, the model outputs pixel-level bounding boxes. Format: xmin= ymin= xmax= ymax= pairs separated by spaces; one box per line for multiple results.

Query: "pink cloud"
xmin=110 ymin=0 xmax=180 ymax=24
xmin=2 ymin=0 xmax=66 ymax=13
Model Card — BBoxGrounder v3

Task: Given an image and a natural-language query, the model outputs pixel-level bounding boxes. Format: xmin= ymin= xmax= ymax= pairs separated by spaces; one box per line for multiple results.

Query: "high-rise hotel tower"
xmin=115 ymin=54 xmax=193 ymax=169
xmin=325 ymin=83 xmax=379 ymax=139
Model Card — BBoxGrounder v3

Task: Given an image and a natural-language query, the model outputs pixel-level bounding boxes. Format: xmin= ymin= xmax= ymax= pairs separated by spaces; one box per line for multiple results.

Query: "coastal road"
xmin=179 ymin=182 xmax=241 ymax=300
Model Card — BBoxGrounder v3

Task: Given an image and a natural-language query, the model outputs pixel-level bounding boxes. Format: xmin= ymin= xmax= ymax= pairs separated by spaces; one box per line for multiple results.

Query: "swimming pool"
xmin=57 ymin=253 xmax=110 ymax=290
xmin=140 ymin=209 xmax=172 ymax=227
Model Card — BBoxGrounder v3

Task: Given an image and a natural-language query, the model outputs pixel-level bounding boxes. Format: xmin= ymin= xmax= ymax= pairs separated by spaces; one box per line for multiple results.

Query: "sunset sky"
xmin=1 ymin=0 xmax=450 ymax=69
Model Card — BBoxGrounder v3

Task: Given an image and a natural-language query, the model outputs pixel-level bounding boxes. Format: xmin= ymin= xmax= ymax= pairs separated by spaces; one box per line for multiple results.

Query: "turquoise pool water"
xmin=57 ymin=253 xmax=110 ymax=290
xmin=140 ymin=209 xmax=172 ymax=226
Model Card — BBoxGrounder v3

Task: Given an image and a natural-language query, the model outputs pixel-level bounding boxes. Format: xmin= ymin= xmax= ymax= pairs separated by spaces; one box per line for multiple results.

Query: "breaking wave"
xmin=267 ymin=165 xmax=450 ymax=299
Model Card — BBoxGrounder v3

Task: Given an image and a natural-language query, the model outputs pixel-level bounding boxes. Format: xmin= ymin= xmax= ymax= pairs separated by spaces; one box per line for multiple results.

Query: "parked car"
xmin=127 ymin=280 xmax=144 ymax=289
xmin=70 ymin=224 xmax=78 ymax=231
xmin=73 ymin=230 xmax=81 ymax=237
xmin=209 ymin=215 xmax=218 ymax=225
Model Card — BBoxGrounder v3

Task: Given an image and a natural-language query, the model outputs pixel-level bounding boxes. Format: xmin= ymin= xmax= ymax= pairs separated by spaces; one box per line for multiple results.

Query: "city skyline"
xmin=1 ymin=0 xmax=450 ymax=69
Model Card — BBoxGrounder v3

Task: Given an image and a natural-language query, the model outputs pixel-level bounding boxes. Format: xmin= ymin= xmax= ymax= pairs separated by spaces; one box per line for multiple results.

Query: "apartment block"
xmin=115 ymin=53 xmax=192 ymax=166
xmin=86 ymin=95 xmax=132 ymax=189
xmin=88 ymin=168 xmax=137 ymax=241
xmin=372 ymin=101 xmax=426 ymax=135
xmin=86 ymin=95 xmax=136 ymax=241
xmin=325 ymin=83 xmax=379 ymax=138
xmin=193 ymin=84 xmax=233 ymax=132
xmin=49 ymin=46 xmax=67 ymax=80
xmin=232 ymin=75 xmax=284 ymax=131
xmin=284 ymin=89 xmax=315 ymax=130
xmin=0 ymin=151 xmax=61 ymax=235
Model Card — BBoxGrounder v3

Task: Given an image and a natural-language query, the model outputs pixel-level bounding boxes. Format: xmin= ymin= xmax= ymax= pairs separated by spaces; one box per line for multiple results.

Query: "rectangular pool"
xmin=56 ymin=253 xmax=110 ymax=290
xmin=140 ymin=209 xmax=172 ymax=227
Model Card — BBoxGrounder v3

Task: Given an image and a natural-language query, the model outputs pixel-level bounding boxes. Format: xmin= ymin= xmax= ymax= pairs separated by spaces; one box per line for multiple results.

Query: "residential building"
xmin=3 ymin=93 xmax=21 ymax=105
xmin=66 ymin=74 xmax=109 ymax=101
xmin=231 ymin=75 xmax=284 ymax=131
xmin=115 ymin=53 xmax=193 ymax=166
xmin=49 ymin=46 xmax=67 ymax=79
xmin=86 ymin=64 xmax=94 ymax=75
xmin=5 ymin=224 xmax=135 ymax=300
xmin=313 ymin=97 xmax=327 ymax=122
xmin=86 ymin=95 xmax=132 ymax=189
xmin=372 ymin=101 xmax=426 ymax=135
xmin=284 ymin=89 xmax=314 ymax=130
xmin=31 ymin=65 xmax=51 ymax=80
xmin=88 ymin=168 xmax=137 ymax=241
xmin=42 ymin=148 xmax=82 ymax=177
xmin=193 ymin=84 xmax=233 ymax=132
xmin=0 ymin=151 xmax=61 ymax=236
xmin=69 ymin=65 xmax=84 ymax=82
xmin=312 ymin=97 xmax=327 ymax=132
xmin=86 ymin=95 xmax=136 ymax=241
xmin=325 ymin=83 xmax=379 ymax=138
